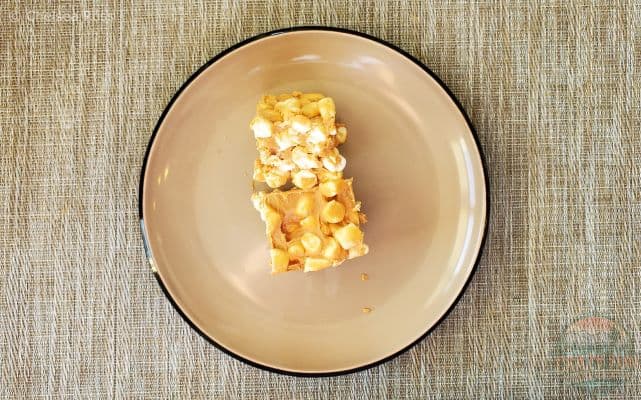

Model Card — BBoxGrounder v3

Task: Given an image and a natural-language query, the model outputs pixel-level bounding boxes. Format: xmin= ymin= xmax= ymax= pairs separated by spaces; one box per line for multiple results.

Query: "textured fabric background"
xmin=2 ymin=1 xmax=640 ymax=398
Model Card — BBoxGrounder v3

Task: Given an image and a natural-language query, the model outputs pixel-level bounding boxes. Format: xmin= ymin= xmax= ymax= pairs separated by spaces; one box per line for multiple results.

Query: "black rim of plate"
xmin=138 ymin=26 xmax=491 ymax=377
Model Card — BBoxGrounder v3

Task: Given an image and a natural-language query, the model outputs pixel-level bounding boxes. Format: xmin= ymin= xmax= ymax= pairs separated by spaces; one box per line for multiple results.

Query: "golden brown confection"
xmin=249 ymin=92 xmax=368 ymax=273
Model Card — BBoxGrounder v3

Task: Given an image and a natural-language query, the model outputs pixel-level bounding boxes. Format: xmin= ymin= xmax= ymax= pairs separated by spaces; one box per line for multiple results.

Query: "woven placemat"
xmin=2 ymin=1 xmax=640 ymax=398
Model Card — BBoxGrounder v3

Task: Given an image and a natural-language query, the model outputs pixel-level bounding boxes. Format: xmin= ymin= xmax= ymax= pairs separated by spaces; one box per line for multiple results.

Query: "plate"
xmin=139 ymin=27 xmax=488 ymax=376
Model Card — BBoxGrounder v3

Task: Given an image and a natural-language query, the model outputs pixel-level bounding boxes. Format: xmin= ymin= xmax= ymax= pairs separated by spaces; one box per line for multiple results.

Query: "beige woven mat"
xmin=2 ymin=1 xmax=640 ymax=398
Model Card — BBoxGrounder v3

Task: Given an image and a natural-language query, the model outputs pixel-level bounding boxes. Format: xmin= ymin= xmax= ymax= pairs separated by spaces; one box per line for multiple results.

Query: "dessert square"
xmin=252 ymin=178 xmax=368 ymax=273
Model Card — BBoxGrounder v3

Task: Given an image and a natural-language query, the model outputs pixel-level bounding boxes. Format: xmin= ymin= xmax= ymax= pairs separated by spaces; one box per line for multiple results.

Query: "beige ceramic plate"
xmin=140 ymin=27 xmax=488 ymax=376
